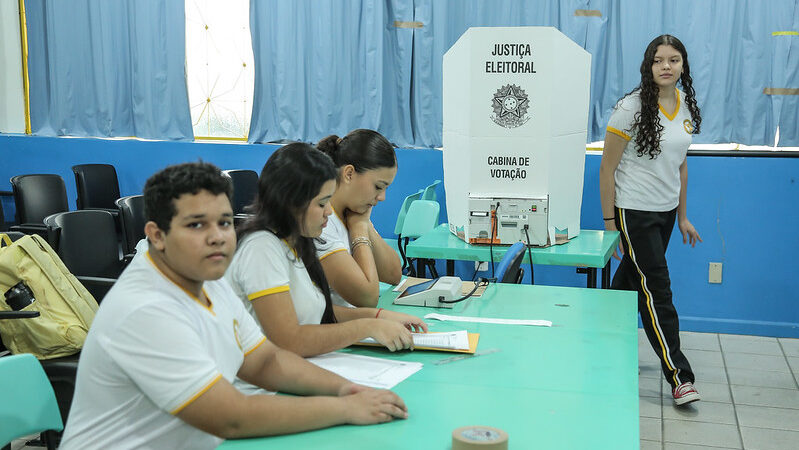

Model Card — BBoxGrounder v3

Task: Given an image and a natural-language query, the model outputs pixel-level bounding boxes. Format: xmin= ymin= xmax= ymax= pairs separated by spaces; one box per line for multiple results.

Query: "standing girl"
xmin=315 ymin=129 xmax=403 ymax=308
xmin=600 ymin=35 xmax=703 ymax=405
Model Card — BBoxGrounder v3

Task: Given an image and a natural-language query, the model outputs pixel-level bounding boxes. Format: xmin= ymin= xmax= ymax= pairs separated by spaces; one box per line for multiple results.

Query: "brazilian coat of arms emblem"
xmin=491 ymin=84 xmax=530 ymax=128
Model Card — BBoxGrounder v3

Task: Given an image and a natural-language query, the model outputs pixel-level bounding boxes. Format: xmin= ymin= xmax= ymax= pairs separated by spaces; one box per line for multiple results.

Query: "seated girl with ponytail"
xmin=315 ymin=129 xmax=403 ymax=308
xmin=225 ymin=143 xmax=427 ymax=368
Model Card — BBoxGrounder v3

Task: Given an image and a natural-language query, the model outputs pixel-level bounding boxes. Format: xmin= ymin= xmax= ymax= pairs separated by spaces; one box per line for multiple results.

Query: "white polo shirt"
xmin=226 ymin=230 xmax=328 ymax=394
xmin=226 ymin=230 xmax=326 ymax=327
xmin=315 ymin=211 xmax=353 ymax=307
xmin=606 ymin=89 xmax=694 ymax=212
xmin=60 ymin=251 xmax=265 ymax=450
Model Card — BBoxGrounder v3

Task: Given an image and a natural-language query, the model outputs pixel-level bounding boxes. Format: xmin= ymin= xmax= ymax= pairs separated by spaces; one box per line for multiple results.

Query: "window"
xmin=185 ymin=0 xmax=254 ymax=140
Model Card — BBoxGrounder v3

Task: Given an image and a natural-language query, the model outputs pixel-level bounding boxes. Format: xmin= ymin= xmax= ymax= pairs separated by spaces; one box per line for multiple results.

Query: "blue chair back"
xmin=393 ymin=190 xmax=423 ymax=236
xmin=0 ymin=354 xmax=63 ymax=446
xmin=400 ymin=200 xmax=440 ymax=239
xmin=495 ymin=241 xmax=526 ymax=283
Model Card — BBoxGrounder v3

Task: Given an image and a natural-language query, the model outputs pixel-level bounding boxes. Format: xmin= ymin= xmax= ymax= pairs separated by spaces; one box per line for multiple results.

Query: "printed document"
xmin=307 ymin=352 xmax=422 ymax=389
xmin=360 ymin=330 xmax=470 ymax=351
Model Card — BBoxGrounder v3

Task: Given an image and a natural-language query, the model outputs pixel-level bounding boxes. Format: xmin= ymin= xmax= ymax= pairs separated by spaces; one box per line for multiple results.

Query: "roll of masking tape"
xmin=452 ymin=426 xmax=509 ymax=450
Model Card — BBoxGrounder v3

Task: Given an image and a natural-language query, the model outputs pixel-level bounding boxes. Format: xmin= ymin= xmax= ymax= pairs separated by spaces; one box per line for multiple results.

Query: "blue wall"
xmin=1 ymin=134 xmax=797 ymax=337
xmin=0 ymin=135 xmax=446 ymax=237
xmin=582 ymin=154 xmax=799 ymax=338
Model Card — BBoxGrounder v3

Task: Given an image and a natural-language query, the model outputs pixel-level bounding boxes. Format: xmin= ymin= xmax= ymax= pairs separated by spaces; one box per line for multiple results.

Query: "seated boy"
xmin=60 ymin=162 xmax=407 ymax=449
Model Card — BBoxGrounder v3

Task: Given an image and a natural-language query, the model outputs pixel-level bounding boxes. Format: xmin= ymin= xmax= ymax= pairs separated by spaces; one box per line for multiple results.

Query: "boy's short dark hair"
xmin=143 ymin=162 xmax=233 ymax=233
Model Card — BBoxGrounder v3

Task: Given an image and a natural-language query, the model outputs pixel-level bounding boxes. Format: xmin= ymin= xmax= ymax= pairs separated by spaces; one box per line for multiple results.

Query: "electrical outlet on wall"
xmin=475 ymin=261 xmax=488 ymax=272
xmin=708 ymin=262 xmax=723 ymax=284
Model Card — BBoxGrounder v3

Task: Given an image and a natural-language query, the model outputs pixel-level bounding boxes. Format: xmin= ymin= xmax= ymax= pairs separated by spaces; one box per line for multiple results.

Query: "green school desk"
xmin=404 ymin=224 xmax=621 ymax=288
xmin=219 ymin=282 xmax=639 ymax=450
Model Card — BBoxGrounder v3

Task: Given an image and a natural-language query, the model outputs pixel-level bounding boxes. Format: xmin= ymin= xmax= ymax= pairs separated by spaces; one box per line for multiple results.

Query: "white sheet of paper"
xmin=359 ymin=330 xmax=470 ymax=351
xmin=424 ymin=313 xmax=552 ymax=327
xmin=307 ymin=352 xmax=423 ymax=389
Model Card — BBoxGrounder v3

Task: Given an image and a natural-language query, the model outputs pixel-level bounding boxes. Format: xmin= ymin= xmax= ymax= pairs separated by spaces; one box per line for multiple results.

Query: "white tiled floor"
xmin=12 ymin=330 xmax=799 ymax=449
xmin=640 ymin=330 xmax=799 ymax=450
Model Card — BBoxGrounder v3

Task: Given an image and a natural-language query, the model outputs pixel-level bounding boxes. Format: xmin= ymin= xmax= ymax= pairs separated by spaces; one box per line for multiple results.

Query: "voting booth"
xmin=442 ymin=27 xmax=590 ymax=246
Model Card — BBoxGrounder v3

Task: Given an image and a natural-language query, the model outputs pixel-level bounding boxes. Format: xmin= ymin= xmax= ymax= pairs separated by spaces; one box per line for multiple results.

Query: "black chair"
xmin=115 ymin=195 xmax=146 ymax=256
xmin=223 ymin=169 xmax=258 ymax=217
xmin=10 ymin=174 xmax=69 ymax=238
xmin=71 ymin=164 xmax=121 ymax=215
xmin=0 ymin=190 xmax=14 ymax=232
xmin=43 ymin=210 xmax=124 ymax=302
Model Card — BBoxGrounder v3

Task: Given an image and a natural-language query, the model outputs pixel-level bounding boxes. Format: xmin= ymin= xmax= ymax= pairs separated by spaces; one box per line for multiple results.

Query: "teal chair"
xmin=421 ymin=179 xmax=441 ymax=201
xmin=421 ymin=180 xmax=442 ymax=224
xmin=0 ymin=354 xmax=63 ymax=450
xmin=393 ymin=190 xmax=423 ymax=237
xmin=392 ymin=190 xmax=423 ymax=268
xmin=400 ymin=200 xmax=440 ymax=278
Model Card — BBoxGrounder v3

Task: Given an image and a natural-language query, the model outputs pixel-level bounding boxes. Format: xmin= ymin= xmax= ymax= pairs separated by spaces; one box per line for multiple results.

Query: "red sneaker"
xmin=673 ymin=381 xmax=701 ymax=406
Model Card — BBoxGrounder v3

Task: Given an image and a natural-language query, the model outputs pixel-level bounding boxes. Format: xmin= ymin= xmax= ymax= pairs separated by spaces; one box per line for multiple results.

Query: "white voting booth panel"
xmin=443 ymin=27 xmax=590 ymax=246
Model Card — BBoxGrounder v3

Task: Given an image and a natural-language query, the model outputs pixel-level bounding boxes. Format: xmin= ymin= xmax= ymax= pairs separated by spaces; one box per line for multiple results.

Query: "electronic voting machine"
xmin=393 ymin=277 xmax=463 ymax=309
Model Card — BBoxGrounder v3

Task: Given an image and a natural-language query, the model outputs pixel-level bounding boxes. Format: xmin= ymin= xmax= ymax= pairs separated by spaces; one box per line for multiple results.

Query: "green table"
xmin=220 ymin=282 xmax=639 ymax=449
xmin=404 ymin=224 xmax=620 ymax=288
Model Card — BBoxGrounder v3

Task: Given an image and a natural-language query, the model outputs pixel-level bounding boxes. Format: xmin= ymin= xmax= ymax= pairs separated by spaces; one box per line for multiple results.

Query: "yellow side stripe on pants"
xmin=617 ymin=208 xmax=681 ymax=387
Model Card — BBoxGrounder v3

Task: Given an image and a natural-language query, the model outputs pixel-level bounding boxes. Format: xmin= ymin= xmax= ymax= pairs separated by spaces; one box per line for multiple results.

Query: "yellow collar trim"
xmin=658 ymin=88 xmax=680 ymax=121
xmin=146 ymin=251 xmax=215 ymax=315
xmin=279 ymin=238 xmax=299 ymax=258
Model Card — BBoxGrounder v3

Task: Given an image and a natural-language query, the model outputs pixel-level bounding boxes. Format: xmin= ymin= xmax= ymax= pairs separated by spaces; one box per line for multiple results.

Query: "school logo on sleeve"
xmin=683 ymin=119 xmax=695 ymax=134
xmin=491 ymin=84 xmax=530 ymax=128
xmin=232 ymin=319 xmax=243 ymax=351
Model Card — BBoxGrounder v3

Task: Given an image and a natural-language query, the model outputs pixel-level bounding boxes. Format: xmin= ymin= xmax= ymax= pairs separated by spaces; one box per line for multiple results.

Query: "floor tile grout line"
xmin=777 ymin=338 xmax=799 ymax=390
xmin=722 ymin=349 xmax=789 ymax=357
xmin=732 ymin=420 xmax=799 ymax=433
xmin=717 ymin=333 xmax=745 ymax=449
xmin=713 ymin=363 xmax=794 ymax=376
xmin=733 ymin=402 xmax=799 ymax=411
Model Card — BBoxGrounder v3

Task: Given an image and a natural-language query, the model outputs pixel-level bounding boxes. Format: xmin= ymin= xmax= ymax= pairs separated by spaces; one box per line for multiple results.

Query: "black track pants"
xmin=612 ymin=207 xmax=694 ymax=389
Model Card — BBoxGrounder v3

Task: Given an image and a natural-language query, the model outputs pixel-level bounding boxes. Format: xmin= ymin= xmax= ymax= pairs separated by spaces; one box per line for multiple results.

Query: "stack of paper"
xmin=358 ymin=330 xmax=469 ymax=351
xmin=307 ymin=352 xmax=422 ymax=389
xmin=357 ymin=330 xmax=479 ymax=353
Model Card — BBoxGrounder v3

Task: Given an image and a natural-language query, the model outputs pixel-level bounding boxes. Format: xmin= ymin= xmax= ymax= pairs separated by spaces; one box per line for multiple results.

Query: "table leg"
xmin=447 ymin=260 xmax=455 ymax=276
xmin=417 ymin=259 xmax=426 ymax=278
xmin=587 ymin=268 xmax=597 ymax=288
xmin=602 ymin=260 xmax=612 ymax=289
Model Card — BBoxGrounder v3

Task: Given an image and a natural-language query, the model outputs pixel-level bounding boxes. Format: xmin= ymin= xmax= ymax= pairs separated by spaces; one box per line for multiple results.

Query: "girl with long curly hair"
xmin=600 ymin=34 xmax=703 ymax=406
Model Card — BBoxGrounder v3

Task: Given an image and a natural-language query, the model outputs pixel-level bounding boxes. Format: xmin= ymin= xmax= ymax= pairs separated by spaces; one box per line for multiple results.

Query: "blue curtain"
xmin=249 ymin=0 xmax=799 ymax=148
xmin=771 ymin=3 xmax=799 ymax=147
xmin=409 ymin=0 xmax=602 ymax=147
xmin=25 ymin=0 xmax=192 ymax=140
xmin=248 ymin=0 xmax=415 ymax=146
xmin=23 ymin=1 xmax=797 ymax=146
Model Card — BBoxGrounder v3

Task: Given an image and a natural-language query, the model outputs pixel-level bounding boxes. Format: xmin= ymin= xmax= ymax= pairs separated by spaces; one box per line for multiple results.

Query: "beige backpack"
xmin=0 ymin=233 xmax=99 ymax=359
